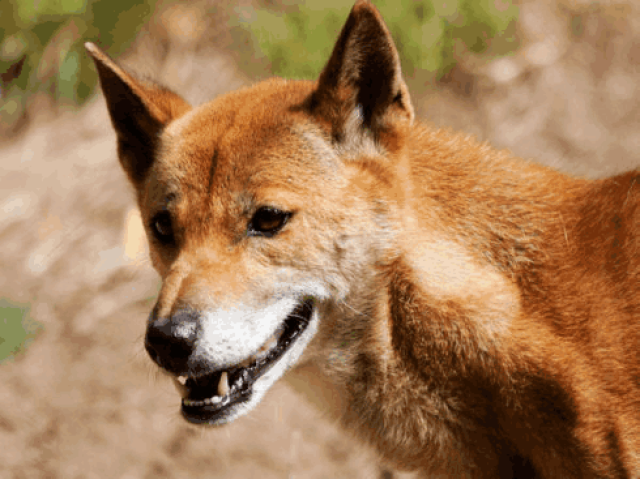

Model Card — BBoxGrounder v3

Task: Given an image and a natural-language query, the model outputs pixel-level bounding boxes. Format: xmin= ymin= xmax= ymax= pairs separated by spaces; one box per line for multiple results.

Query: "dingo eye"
xmin=248 ymin=207 xmax=291 ymax=237
xmin=151 ymin=211 xmax=174 ymax=244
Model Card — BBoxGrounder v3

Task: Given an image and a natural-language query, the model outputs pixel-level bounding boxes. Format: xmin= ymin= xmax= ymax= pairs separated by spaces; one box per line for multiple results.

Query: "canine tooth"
xmin=173 ymin=377 xmax=189 ymax=397
xmin=218 ymin=371 xmax=230 ymax=397
xmin=177 ymin=376 xmax=187 ymax=385
xmin=212 ymin=396 xmax=221 ymax=404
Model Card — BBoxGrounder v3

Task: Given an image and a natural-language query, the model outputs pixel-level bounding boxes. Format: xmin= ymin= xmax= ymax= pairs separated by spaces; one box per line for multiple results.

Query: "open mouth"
xmin=179 ymin=298 xmax=314 ymax=424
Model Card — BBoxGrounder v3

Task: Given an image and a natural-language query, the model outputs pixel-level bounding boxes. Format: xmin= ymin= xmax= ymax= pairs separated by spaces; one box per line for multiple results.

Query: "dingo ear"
xmin=85 ymin=43 xmax=190 ymax=184
xmin=311 ymin=0 xmax=413 ymax=142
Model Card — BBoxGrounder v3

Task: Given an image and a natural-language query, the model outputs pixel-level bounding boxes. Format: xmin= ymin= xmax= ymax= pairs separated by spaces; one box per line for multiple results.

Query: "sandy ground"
xmin=1 ymin=1 xmax=639 ymax=478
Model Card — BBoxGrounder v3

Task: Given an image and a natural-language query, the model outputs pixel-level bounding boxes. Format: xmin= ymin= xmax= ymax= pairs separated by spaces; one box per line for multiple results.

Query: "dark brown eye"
xmin=151 ymin=211 xmax=174 ymax=244
xmin=248 ymin=207 xmax=291 ymax=237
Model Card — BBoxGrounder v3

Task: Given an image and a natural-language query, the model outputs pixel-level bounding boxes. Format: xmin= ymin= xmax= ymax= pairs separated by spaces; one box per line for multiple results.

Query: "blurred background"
xmin=0 ymin=0 xmax=639 ymax=478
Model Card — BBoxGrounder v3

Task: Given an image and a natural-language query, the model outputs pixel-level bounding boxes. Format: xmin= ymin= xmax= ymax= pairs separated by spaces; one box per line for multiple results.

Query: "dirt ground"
xmin=1 ymin=1 xmax=639 ymax=478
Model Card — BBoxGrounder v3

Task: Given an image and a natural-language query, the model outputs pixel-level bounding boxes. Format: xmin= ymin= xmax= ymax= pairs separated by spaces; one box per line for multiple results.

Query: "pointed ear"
xmin=85 ymin=42 xmax=191 ymax=184
xmin=311 ymin=0 xmax=413 ymax=142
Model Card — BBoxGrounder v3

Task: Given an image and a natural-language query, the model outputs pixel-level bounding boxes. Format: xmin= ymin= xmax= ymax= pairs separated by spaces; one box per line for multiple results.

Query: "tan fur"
xmin=87 ymin=1 xmax=640 ymax=477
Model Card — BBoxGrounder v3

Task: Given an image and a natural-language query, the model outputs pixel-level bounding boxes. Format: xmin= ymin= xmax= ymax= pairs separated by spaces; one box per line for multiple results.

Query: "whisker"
xmin=339 ymin=300 xmax=371 ymax=319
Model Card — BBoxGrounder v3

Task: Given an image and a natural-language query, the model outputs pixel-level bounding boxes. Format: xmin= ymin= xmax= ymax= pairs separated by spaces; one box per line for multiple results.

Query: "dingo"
xmin=87 ymin=1 xmax=639 ymax=477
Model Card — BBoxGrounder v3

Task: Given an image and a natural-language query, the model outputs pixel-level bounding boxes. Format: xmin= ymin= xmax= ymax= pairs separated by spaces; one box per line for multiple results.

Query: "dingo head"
xmin=88 ymin=0 xmax=413 ymax=425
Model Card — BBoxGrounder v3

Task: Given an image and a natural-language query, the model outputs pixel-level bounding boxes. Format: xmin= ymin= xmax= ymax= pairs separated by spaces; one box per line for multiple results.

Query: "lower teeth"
xmin=184 ymin=395 xmax=225 ymax=407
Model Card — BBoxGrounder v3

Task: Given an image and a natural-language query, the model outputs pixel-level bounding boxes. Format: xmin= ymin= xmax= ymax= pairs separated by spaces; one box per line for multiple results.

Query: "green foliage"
xmin=0 ymin=299 xmax=41 ymax=363
xmin=0 ymin=0 xmax=519 ymax=132
xmin=0 ymin=0 xmax=158 ymax=128
xmin=236 ymin=0 xmax=518 ymax=80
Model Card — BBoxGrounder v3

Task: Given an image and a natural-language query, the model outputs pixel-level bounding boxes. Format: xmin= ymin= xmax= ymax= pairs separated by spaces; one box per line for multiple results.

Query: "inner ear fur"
xmin=311 ymin=0 xmax=414 ymax=142
xmin=85 ymin=42 xmax=191 ymax=185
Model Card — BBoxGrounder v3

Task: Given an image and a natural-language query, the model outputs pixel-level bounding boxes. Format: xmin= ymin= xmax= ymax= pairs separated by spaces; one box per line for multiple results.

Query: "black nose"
xmin=145 ymin=310 xmax=200 ymax=376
